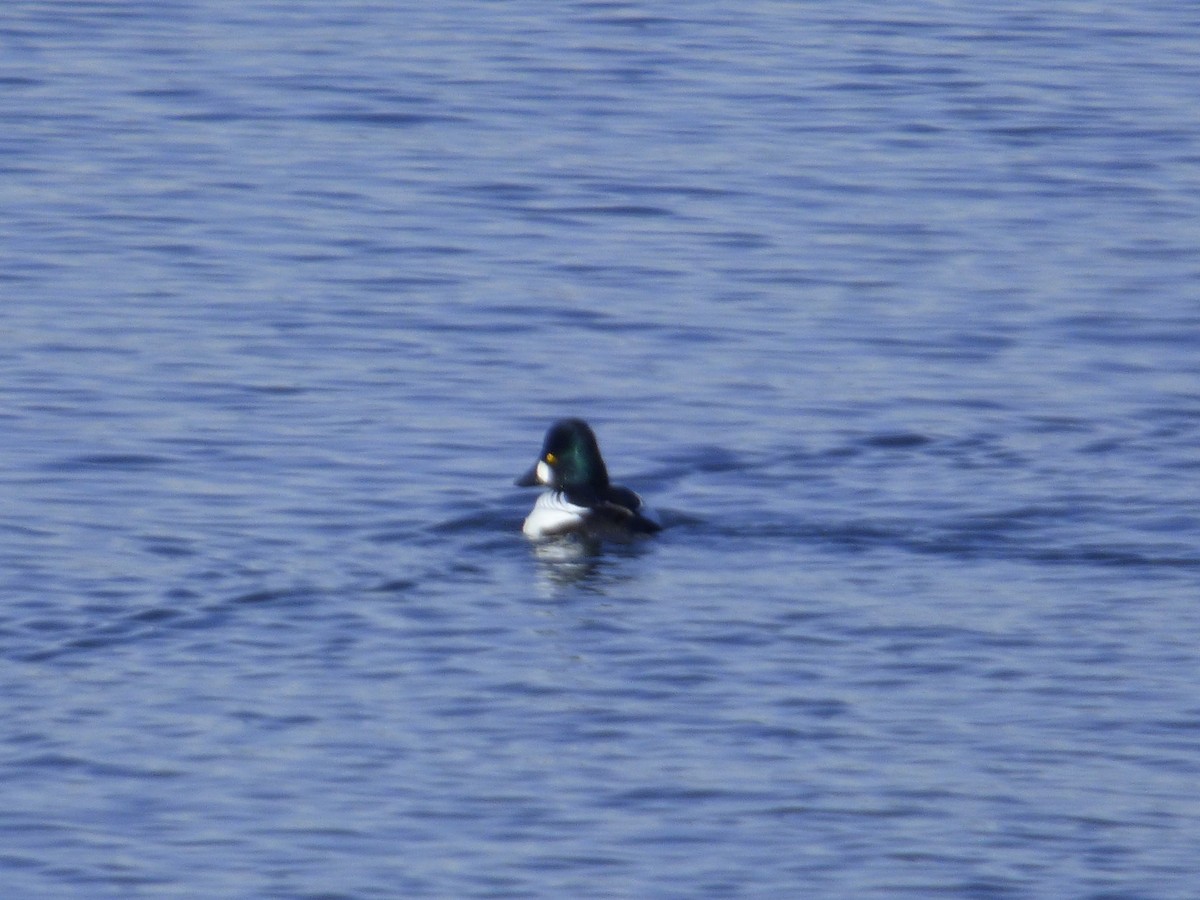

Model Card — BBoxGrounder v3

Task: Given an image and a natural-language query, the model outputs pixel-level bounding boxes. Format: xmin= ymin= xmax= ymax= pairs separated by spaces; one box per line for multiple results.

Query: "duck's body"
xmin=516 ymin=418 xmax=661 ymax=541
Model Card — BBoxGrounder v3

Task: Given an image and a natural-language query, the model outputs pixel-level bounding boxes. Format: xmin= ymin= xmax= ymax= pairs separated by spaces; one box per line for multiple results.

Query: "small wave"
xmin=46 ymin=453 xmax=174 ymax=471
xmin=861 ymin=432 xmax=933 ymax=449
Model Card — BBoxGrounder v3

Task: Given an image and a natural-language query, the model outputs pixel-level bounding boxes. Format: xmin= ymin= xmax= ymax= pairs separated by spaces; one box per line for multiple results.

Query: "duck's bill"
xmin=515 ymin=462 xmax=541 ymax=486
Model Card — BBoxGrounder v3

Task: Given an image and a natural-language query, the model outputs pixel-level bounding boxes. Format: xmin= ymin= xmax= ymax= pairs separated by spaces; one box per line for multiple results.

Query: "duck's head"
xmin=515 ymin=418 xmax=610 ymax=493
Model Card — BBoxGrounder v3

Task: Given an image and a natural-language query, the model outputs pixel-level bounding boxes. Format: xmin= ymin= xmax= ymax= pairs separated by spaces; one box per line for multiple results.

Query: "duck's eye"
xmin=544 ymin=453 xmax=557 ymax=464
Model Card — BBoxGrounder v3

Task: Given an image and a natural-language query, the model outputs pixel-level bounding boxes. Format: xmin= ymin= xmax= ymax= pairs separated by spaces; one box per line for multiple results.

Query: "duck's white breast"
xmin=522 ymin=491 xmax=590 ymax=539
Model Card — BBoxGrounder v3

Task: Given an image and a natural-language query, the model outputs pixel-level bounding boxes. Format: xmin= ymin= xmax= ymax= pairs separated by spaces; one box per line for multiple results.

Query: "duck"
xmin=515 ymin=418 xmax=661 ymax=541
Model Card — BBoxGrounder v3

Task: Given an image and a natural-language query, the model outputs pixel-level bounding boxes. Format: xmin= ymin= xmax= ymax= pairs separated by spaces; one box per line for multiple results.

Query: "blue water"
xmin=3 ymin=2 xmax=1200 ymax=896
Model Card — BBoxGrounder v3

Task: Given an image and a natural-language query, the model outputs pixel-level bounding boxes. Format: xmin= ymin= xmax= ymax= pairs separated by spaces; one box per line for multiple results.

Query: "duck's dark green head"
xmin=515 ymin=418 xmax=610 ymax=494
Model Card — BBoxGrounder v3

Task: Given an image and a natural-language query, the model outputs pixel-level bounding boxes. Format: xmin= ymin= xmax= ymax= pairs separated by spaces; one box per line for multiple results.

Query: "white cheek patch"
xmin=535 ymin=460 xmax=553 ymax=485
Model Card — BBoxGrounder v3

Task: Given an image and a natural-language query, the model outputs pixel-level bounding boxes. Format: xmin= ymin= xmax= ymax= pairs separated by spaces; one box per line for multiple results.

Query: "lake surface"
xmin=3 ymin=1 xmax=1200 ymax=896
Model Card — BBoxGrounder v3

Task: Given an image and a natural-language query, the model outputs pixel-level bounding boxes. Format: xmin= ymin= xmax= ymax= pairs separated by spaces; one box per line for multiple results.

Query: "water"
xmin=3 ymin=1 xmax=1200 ymax=896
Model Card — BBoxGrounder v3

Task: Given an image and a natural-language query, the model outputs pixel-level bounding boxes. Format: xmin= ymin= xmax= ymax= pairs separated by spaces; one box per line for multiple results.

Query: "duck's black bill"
xmin=515 ymin=463 xmax=540 ymax=487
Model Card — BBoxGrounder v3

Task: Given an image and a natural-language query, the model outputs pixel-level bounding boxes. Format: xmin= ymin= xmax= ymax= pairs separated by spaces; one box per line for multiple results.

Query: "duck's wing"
xmin=602 ymin=485 xmax=662 ymax=533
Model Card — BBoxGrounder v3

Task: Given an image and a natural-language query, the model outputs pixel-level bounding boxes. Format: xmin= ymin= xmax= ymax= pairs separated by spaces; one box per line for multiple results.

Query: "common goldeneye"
xmin=515 ymin=418 xmax=661 ymax=540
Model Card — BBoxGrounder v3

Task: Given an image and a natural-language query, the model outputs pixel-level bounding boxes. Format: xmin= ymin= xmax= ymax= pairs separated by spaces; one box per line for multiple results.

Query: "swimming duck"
xmin=515 ymin=418 xmax=661 ymax=540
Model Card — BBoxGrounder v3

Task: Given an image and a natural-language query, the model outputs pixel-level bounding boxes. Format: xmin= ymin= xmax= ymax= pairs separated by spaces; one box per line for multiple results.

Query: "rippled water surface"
xmin=4 ymin=2 xmax=1200 ymax=897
